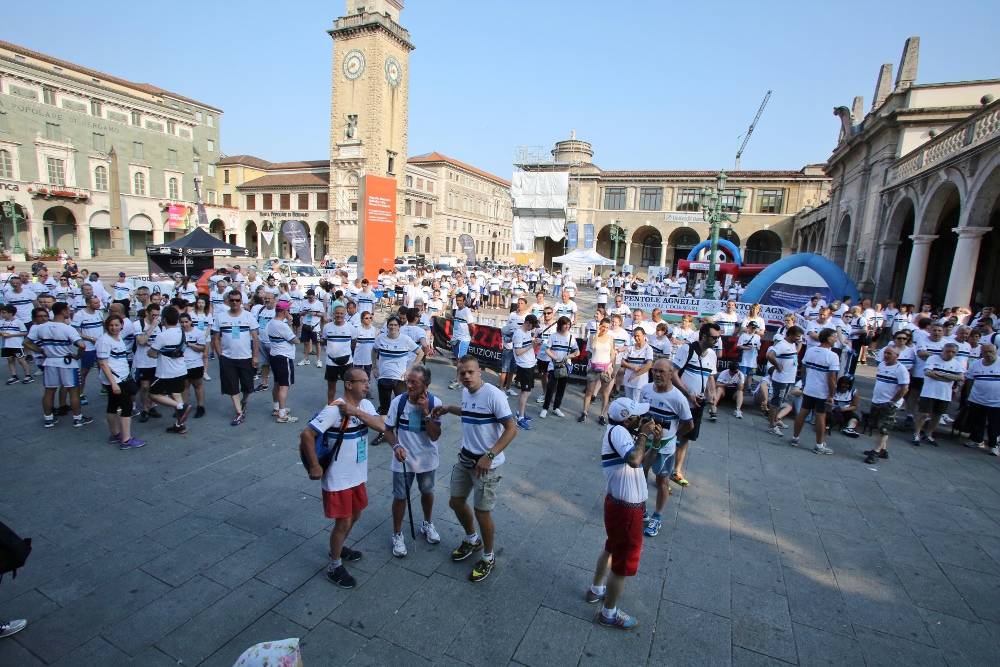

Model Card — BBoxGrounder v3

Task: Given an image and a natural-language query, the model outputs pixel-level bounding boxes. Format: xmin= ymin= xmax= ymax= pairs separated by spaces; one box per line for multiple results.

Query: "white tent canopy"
xmin=552 ymin=248 xmax=616 ymax=266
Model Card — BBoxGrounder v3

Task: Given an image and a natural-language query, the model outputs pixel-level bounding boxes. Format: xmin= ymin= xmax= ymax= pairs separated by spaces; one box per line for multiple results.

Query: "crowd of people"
xmin=1 ymin=257 xmax=998 ymax=636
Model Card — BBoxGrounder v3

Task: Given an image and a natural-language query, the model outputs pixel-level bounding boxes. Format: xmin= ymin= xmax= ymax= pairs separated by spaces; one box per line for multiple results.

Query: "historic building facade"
xmin=517 ymin=137 xmax=830 ymax=271
xmin=793 ymin=37 xmax=1000 ymax=308
xmin=0 ymin=40 xmax=225 ymax=259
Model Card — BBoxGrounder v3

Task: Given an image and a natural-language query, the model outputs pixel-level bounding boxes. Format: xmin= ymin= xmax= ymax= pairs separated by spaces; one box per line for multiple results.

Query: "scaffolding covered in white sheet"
xmin=511 ymin=172 xmax=569 ymax=253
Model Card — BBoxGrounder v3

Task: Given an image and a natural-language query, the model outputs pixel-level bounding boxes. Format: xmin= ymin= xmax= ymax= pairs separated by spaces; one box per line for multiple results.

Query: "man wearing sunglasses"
xmin=670 ymin=323 xmax=720 ymax=487
xmin=211 ymin=292 xmax=259 ymax=426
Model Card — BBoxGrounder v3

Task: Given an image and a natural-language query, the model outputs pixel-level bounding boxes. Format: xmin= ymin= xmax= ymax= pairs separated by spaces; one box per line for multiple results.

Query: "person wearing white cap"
xmin=587 ymin=397 xmax=660 ymax=631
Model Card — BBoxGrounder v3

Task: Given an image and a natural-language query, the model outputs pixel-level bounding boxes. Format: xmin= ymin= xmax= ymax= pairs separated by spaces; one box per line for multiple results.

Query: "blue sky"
xmin=6 ymin=0 xmax=998 ymax=178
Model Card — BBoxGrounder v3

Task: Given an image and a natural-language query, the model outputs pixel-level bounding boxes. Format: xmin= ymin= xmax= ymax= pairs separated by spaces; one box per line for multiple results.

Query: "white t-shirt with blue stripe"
xmin=460 ymin=383 xmax=513 ymax=468
xmin=310 ymin=399 xmax=377 ymax=492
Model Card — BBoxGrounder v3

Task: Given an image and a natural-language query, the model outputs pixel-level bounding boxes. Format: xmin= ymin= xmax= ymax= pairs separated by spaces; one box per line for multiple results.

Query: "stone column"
xmin=901 ymin=234 xmax=936 ymax=304
xmin=659 ymin=242 xmax=668 ymax=267
xmin=152 ymin=223 xmax=164 ymax=245
xmin=874 ymin=240 xmax=900 ymax=303
xmin=943 ymin=227 xmax=992 ymax=307
xmin=76 ymin=220 xmax=92 ymax=259
xmin=623 ymin=241 xmax=631 ymax=268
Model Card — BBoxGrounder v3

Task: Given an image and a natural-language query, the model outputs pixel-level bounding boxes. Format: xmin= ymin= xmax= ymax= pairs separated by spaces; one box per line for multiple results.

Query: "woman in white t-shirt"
xmin=540 ymin=316 xmax=579 ymax=418
xmin=372 ymin=317 xmax=423 ymax=416
xmin=580 ymin=317 xmax=615 ymax=425
xmin=179 ymin=313 xmax=208 ymax=418
xmin=742 ymin=303 xmax=766 ymax=332
xmin=671 ymin=315 xmax=698 ymax=346
xmin=97 ymin=315 xmax=144 ymax=449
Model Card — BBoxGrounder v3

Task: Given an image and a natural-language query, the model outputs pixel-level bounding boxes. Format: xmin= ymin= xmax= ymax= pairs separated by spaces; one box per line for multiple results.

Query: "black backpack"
xmin=0 ymin=521 xmax=32 ymax=582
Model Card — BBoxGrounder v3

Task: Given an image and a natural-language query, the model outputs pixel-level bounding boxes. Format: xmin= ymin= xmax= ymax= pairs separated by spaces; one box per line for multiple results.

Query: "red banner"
xmin=359 ymin=175 xmax=397 ymax=282
xmin=167 ymin=204 xmax=187 ymax=230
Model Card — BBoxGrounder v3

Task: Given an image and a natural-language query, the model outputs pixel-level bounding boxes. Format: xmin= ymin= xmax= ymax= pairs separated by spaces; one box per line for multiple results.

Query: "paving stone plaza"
xmin=0 ymin=280 xmax=999 ymax=666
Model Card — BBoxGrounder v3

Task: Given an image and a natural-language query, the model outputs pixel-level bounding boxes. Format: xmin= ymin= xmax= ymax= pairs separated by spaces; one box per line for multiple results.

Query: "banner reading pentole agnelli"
xmin=359 ymin=175 xmax=397 ymax=282
xmin=622 ymin=294 xmax=792 ymax=327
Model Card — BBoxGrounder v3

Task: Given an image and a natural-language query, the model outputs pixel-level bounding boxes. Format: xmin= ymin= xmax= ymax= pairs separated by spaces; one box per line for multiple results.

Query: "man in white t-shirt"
xmin=384 ymin=365 xmax=443 ymax=557
xmin=431 ymin=356 xmax=517 ymax=583
xmin=587 ymin=397 xmax=660 ymax=631
xmin=964 ymin=344 xmax=999 ymax=454
xmin=735 ymin=321 xmax=761 ymax=392
xmin=147 ymin=305 xmax=192 ymax=434
xmin=791 ymin=327 xmax=840 ymax=455
xmin=913 ymin=343 xmax=964 ymax=446
xmin=863 ymin=345 xmax=910 ymax=464
xmin=713 ymin=300 xmax=740 ymax=339
xmin=211 ymin=290 xmax=259 ymax=426
xmin=766 ymin=325 xmax=803 ymax=435
xmin=714 ymin=362 xmax=745 ymax=418
xmin=300 ymin=367 xmax=395 ymax=589
xmin=671 ymin=323 xmax=720 ymax=485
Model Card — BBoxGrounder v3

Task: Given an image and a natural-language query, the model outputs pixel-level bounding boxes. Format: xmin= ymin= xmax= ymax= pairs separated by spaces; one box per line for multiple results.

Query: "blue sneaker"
xmin=596 ymin=609 xmax=638 ymax=630
xmin=516 ymin=417 xmax=532 ymax=430
xmin=644 ymin=517 xmax=661 ymax=537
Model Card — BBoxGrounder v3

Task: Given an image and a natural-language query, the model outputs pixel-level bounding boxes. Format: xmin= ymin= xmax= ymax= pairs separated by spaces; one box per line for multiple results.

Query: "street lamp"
xmin=609 ymin=222 xmax=626 ymax=271
xmin=1 ymin=197 xmax=25 ymax=255
xmin=699 ymin=172 xmax=745 ymax=300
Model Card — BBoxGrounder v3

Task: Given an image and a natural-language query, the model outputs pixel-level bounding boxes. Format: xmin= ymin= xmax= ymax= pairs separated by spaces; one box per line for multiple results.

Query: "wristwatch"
xmin=486 ymin=451 xmax=496 ymax=460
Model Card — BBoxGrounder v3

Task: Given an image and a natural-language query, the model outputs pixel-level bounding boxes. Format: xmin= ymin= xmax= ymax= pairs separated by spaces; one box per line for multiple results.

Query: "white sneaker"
xmin=449 ymin=381 xmax=461 ymax=390
xmin=316 ymin=360 xmax=323 ymax=368
xmin=769 ymin=425 xmax=783 ymax=437
xmin=734 ymin=409 xmax=743 ymax=419
xmin=539 ymin=409 xmax=548 ymax=419
xmin=814 ymin=443 xmax=834 ymax=455
xmin=204 ymin=373 xmax=212 ymax=381
xmin=297 ymin=359 xmax=309 ymax=366
xmin=991 ymin=446 xmax=999 ymax=457
xmin=506 ymin=388 xmax=518 ymax=397
xmin=421 ymin=520 xmax=441 ymax=544
xmin=553 ymin=408 xmax=566 ymax=418
xmin=535 ymin=395 xmax=545 ymax=404
xmin=940 ymin=414 xmax=954 ymax=425
xmin=790 ymin=436 xmax=800 ymax=447
xmin=391 ymin=532 xmax=407 ymax=557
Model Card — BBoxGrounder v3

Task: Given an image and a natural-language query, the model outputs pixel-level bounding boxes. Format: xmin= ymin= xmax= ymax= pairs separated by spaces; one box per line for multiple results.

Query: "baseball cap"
xmin=746 ymin=321 xmax=759 ymax=329
xmin=276 ymin=300 xmax=291 ymax=311
xmin=608 ymin=398 xmax=650 ymax=423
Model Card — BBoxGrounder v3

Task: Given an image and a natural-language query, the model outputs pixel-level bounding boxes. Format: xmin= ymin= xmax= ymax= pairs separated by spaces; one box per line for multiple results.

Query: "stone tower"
xmin=327 ymin=0 xmax=413 ymax=259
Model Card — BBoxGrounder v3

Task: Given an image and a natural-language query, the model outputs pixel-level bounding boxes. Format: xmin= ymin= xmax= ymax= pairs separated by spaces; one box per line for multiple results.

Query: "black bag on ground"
xmin=0 ymin=521 xmax=32 ymax=582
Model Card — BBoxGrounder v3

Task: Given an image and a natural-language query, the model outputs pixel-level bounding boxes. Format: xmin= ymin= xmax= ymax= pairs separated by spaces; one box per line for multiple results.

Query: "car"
xmin=279 ymin=263 xmax=324 ymax=289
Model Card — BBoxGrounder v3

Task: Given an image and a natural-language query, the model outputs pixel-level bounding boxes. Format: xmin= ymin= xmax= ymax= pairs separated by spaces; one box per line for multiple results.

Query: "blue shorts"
xmin=739 ymin=365 xmax=754 ymax=378
xmin=651 ymin=451 xmax=676 ymax=478
xmin=453 ymin=339 xmax=470 ymax=360
xmin=81 ymin=350 xmax=97 ymax=369
xmin=392 ymin=469 xmax=436 ymax=499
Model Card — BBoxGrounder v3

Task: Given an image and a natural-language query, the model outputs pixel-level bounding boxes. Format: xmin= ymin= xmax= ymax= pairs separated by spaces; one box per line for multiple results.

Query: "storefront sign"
xmin=623 ymin=294 xmax=791 ymax=326
xmin=664 ymin=211 xmax=704 ymax=224
xmin=258 ymin=211 xmax=311 ymax=218
xmin=0 ymin=181 xmax=20 ymax=191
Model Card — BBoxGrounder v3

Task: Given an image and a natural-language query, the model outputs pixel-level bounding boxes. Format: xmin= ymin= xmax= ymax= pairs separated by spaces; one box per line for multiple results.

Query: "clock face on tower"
xmin=385 ymin=56 xmax=402 ymax=88
xmin=343 ymin=49 xmax=366 ymax=80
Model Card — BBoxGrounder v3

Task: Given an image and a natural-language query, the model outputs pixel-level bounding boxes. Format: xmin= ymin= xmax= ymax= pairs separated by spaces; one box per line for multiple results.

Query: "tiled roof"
xmin=218 ymin=155 xmax=329 ymax=170
xmin=408 ymin=152 xmax=511 ymax=188
xmin=0 ymin=40 xmax=222 ymax=112
xmin=236 ymin=173 xmax=330 ymax=189
xmin=598 ymin=170 xmax=817 ymax=179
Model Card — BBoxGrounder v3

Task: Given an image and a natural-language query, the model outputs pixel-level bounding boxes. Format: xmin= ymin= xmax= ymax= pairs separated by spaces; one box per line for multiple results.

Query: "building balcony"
xmin=27 ymin=183 xmax=90 ymax=202
xmin=330 ymin=11 xmax=413 ymax=49
xmin=404 ymin=216 xmax=432 ymax=228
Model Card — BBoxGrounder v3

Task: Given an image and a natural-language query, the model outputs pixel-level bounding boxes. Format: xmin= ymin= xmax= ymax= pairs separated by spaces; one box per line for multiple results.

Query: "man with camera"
xmin=299 ymin=367 xmax=396 ymax=589
xmin=670 ymin=322 xmax=721 ymax=486
xmin=587 ymin=397 xmax=661 ymax=630
xmin=432 ymin=356 xmax=517 ymax=583
xmin=24 ymin=303 xmax=93 ymax=429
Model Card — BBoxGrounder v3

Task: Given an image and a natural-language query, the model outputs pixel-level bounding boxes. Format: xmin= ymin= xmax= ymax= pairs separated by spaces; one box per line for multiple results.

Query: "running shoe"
xmin=119 ymin=438 xmax=147 ymax=450
xmin=79 ymin=394 xmax=88 ymax=406
xmin=73 ymin=415 xmax=94 ymax=428
xmin=596 ymin=610 xmax=638 ymax=630
xmin=138 ymin=410 xmax=149 ymax=423
xmin=940 ymin=414 xmax=954 ymax=425
xmin=789 ymin=436 xmax=800 ymax=447
xmin=391 ymin=532 xmax=407 ymax=558
xmin=231 ymin=412 xmax=246 ymax=426
xmin=448 ymin=381 xmax=461 ymax=390
xmin=538 ymin=409 xmax=548 ymax=419
xmin=734 ymin=409 xmax=743 ymax=419
xmin=175 ymin=404 xmax=192 ymax=425
xmin=166 ymin=424 xmax=188 ymax=435
xmin=585 ymin=588 xmax=605 ymax=604
xmin=864 ymin=453 xmax=877 ymax=465
xmin=0 ymin=619 xmax=27 ymax=638
xmin=707 ymin=410 xmax=718 ymax=422
xmin=535 ymin=395 xmax=545 ymax=404
xmin=43 ymin=417 xmax=57 ymax=429
xmin=5 ymin=377 xmax=19 ymax=385
xmin=326 ymin=564 xmax=356 ymax=589
xmin=577 ymin=413 xmax=587 ymax=423
xmin=911 ymin=434 xmax=922 ymax=446
xmin=420 ymin=521 xmax=441 ymax=544
xmin=516 ymin=417 xmax=532 ymax=430
xmin=469 ymin=556 xmax=494 ymax=582
xmin=769 ymin=425 xmax=783 ymax=437
xmin=108 ymin=433 xmax=122 ymax=445
xmin=597 ymin=416 xmax=607 ymax=426
xmin=842 ymin=427 xmax=860 ymax=438
xmin=991 ymin=446 xmax=999 ymax=457
xmin=451 ymin=539 xmax=482 ymax=562
xmin=297 ymin=359 xmax=309 ymax=366
xmin=276 ymin=414 xmax=299 ymax=424
xmin=813 ymin=443 xmax=834 ymax=455
xmin=644 ymin=517 xmax=661 ymax=537
xmin=553 ymin=408 xmax=566 ymax=418
xmin=506 ymin=388 xmax=518 ymax=397
xmin=204 ymin=373 xmax=212 ymax=380
xmin=315 ymin=360 xmax=323 ymax=368
xmin=21 ymin=375 xmax=34 ymax=384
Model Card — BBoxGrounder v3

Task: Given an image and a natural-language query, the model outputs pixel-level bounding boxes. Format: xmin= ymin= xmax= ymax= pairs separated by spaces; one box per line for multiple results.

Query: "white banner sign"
xmin=623 ymin=294 xmax=791 ymax=326
xmin=262 ymin=231 xmax=274 ymax=245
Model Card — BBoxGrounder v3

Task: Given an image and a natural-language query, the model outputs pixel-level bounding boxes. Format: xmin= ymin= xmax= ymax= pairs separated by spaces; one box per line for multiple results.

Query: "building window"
xmin=46 ymin=157 xmax=65 ymax=185
xmin=207 ymin=139 xmax=215 ymax=152
xmin=43 ymin=86 xmax=56 ymax=105
xmin=427 ymin=181 xmax=434 ymax=193
xmin=168 ymin=177 xmax=179 ymax=200
xmin=207 ymin=164 xmax=216 ymax=177
xmin=167 ymin=120 xmax=176 ymax=135
xmin=0 ymin=111 xmax=8 ymax=133
xmin=603 ymin=187 xmax=626 ymax=210
xmin=206 ymin=114 xmax=214 ymax=128
xmin=193 ymin=160 xmax=200 ymax=175
xmin=405 ymin=175 xmax=413 ymax=187
xmin=415 ymin=201 xmax=424 ymax=217
xmin=675 ymin=187 xmax=701 ymax=212
xmin=223 ymin=193 xmax=232 ymax=207
xmin=131 ymin=110 xmax=141 ymax=126
xmin=207 ymin=190 xmax=216 ymax=205
xmin=133 ymin=171 xmax=146 ymax=195
xmin=405 ymin=199 xmax=412 ymax=215
xmin=224 ymin=169 xmax=230 ymax=185
xmin=167 ymin=149 xmax=177 ymax=166
xmin=246 ymin=194 xmax=256 ymax=210
xmin=195 ymin=111 xmax=203 ymax=123
xmin=94 ymin=165 xmax=108 ymax=191
xmin=133 ymin=141 xmax=144 ymax=159
xmin=638 ymin=187 xmax=663 ymax=211
xmin=387 ymin=151 xmax=396 ymax=175
xmin=757 ymin=189 xmax=785 ymax=214
xmin=317 ymin=192 xmax=328 ymax=210
xmin=298 ymin=193 xmax=309 ymax=210
xmin=262 ymin=193 xmax=273 ymax=210
xmin=92 ymin=132 xmax=106 ymax=152
xmin=45 ymin=123 xmax=61 ymax=141
xmin=0 ymin=150 xmax=12 ymax=179
xmin=720 ymin=188 xmax=743 ymax=213
xmin=90 ymin=99 xmax=102 ymax=117
xmin=280 ymin=193 xmax=291 ymax=210
xmin=426 ymin=202 xmax=432 ymax=217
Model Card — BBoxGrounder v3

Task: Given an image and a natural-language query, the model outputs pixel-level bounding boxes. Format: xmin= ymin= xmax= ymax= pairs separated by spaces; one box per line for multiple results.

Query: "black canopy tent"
xmin=145 ymin=227 xmax=250 ymax=276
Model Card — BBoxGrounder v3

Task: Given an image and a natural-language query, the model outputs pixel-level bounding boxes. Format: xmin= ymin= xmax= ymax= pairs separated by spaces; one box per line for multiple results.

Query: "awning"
xmin=552 ymin=248 xmax=616 ymax=266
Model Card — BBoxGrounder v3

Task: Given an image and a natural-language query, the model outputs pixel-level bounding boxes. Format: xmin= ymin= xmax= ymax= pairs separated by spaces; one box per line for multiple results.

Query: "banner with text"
xmin=281 ymin=219 xmax=312 ymax=264
xmin=359 ymin=175 xmax=397 ymax=281
xmin=623 ymin=294 xmax=791 ymax=327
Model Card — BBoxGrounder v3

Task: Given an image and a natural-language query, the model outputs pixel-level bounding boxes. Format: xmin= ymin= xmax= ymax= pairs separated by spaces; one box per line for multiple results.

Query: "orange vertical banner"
xmin=359 ymin=175 xmax=397 ymax=282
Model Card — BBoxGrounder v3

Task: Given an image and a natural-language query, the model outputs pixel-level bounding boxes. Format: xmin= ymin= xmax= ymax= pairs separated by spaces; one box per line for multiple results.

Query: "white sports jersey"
xmin=385 ymin=393 xmax=442 ymax=474
xmin=374 ymin=333 xmax=419 ymax=380
xmin=601 ymin=424 xmax=647 ymax=504
xmin=801 ymin=346 xmax=840 ymax=399
xmin=921 ymin=355 xmax=964 ymax=401
xmin=95 ymin=333 xmax=131 ymax=384
xmin=459 ymin=382 xmax=514 ymax=467
xmin=212 ymin=310 xmax=258 ymax=360
xmin=638 ymin=383 xmax=692 ymax=458
xmin=769 ymin=340 xmax=799 ymax=384
xmin=150 ymin=325 xmax=187 ymax=379
xmin=673 ymin=344 xmax=716 ymax=396
xmin=968 ymin=359 xmax=1000 ymax=408
xmin=322 ymin=322 xmax=355 ymax=365
xmin=309 ymin=399 xmax=378 ymax=492
xmin=873 ymin=361 xmax=909 ymax=404
xmin=266 ymin=319 xmax=297 ymax=359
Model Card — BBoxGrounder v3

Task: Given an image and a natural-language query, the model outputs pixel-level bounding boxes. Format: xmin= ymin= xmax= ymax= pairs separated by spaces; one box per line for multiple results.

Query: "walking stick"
xmin=401 ymin=458 xmax=416 ymax=539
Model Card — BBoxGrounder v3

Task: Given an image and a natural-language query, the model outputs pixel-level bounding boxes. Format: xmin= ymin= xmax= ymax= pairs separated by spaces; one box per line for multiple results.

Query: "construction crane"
xmin=734 ymin=90 xmax=772 ymax=169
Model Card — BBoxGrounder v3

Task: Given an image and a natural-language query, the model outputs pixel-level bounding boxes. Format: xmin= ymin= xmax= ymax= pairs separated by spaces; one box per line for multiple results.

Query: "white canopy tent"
xmin=552 ymin=248 xmax=616 ymax=266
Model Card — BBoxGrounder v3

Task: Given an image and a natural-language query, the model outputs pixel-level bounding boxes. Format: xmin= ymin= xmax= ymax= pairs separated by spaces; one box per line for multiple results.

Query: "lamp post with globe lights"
xmin=699 ymin=172 xmax=745 ymax=300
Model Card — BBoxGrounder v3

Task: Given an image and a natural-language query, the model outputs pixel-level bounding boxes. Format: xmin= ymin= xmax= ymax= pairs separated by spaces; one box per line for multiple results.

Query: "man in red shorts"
xmin=299 ymin=367 xmax=396 ymax=589
xmin=587 ymin=397 xmax=661 ymax=630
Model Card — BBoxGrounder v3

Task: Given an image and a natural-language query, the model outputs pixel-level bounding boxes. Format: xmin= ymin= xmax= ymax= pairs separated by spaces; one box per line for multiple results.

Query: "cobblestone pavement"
xmin=2 ymin=299 xmax=1000 ymax=665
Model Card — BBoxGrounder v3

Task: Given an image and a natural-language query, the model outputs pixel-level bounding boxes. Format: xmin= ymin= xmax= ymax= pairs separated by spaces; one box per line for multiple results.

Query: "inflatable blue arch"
xmin=687 ymin=239 xmax=743 ymax=265
xmin=740 ymin=253 xmax=860 ymax=310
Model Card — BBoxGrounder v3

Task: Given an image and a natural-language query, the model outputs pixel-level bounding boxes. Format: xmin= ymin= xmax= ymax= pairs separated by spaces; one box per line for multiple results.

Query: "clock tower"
xmin=327 ymin=0 xmax=413 ymax=258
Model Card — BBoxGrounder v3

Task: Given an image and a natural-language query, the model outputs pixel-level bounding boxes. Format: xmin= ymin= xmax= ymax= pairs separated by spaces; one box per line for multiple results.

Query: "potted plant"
xmin=36 ymin=246 xmax=61 ymax=260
